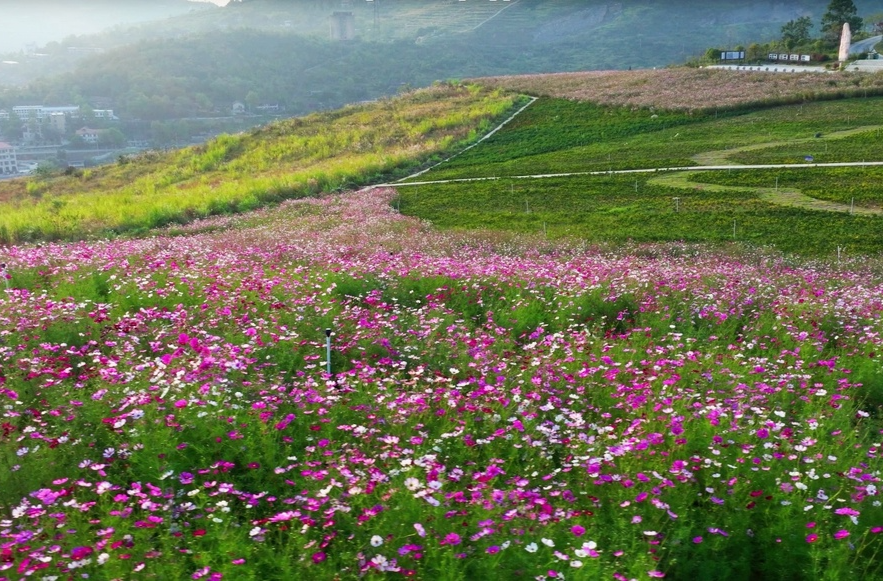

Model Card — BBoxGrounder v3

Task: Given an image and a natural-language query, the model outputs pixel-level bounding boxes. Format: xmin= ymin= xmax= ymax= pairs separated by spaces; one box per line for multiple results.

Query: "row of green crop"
xmin=729 ymin=130 xmax=883 ymax=165
xmin=412 ymin=96 xmax=883 ymax=181
xmin=397 ymin=174 xmax=883 ymax=256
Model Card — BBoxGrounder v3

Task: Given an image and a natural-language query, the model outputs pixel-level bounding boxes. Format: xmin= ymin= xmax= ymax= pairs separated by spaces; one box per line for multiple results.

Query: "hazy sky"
xmin=0 ymin=1 xmax=217 ymax=54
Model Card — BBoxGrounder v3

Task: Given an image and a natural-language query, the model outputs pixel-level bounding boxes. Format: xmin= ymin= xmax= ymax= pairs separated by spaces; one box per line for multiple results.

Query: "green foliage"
xmin=399 ymin=95 xmax=883 ymax=257
xmin=821 ymin=0 xmax=863 ymax=41
xmin=782 ymin=16 xmax=814 ymax=49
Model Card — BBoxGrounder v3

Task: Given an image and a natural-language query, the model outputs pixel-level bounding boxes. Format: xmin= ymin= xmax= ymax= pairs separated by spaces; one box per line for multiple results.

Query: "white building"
xmin=76 ymin=127 xmax=102 ymax=144
xmin=0 ymin=142 xmax=17 ymax=176
xmin=12 ymin=105 xmax=80 ymax=121
xmin=92 ymin=109 xmax=116 ymax=120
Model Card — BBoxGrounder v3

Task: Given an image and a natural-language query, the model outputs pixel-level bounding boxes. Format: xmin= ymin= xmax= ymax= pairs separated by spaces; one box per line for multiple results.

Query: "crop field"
xmin=2 ymin=188 xmax=883 ymax=580
xmin=405 ymin=96 xmax=883 ymax=180
xmin=397 ymin=93 xmax=883 ymax=257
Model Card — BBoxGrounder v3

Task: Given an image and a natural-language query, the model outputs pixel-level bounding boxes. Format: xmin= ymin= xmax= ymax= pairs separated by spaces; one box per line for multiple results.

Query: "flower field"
xmin=1 ymin=187 xmax=883 ymax=580
xmin=476 ymin=68 xmax=883 ymax=112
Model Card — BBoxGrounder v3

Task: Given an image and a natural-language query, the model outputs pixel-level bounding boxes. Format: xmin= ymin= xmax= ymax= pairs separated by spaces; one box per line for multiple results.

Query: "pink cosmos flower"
xmin=442 ymin=533 xmax=461 ymax=546
xmin=834 ymin=530 xmax=850 ymax=540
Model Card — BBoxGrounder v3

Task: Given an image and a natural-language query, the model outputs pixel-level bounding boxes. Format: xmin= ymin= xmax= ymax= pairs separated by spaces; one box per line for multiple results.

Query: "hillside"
xmin=0 ymin=82 xmax=520 ymax=243
xmin=4 ymin=68 xmax=883 ymax=256
xmin=390 ymin=69 xmax=883 ymax=256
xmin=5 ymin=0 xmax=883 ymax=120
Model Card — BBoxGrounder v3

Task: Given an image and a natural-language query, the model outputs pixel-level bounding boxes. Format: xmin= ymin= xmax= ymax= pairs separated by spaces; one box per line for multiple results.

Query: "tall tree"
xmin=821 ymin=0 xmax=863 ymax=42
xmin=781 ymin=16 xmax=813 ymax=49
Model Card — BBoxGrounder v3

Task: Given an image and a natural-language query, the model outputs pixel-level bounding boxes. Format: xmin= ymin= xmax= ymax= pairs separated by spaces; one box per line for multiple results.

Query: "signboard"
xmin=768 ymin=53 xmax=813 ymax=62
xmin=721 ymin=51 xmax=745 ymax=60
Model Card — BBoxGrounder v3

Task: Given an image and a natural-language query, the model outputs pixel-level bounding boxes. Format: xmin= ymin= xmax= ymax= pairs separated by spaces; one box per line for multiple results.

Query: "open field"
xmin=2 ymin=188 xmax=883 ymax=580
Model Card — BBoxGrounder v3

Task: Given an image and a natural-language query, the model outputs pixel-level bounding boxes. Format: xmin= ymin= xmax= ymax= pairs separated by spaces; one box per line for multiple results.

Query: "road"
xmin=850 ymin=35 xmax=882 ymax=55
xmin=384 ymin=161 xmax=883 ymax=188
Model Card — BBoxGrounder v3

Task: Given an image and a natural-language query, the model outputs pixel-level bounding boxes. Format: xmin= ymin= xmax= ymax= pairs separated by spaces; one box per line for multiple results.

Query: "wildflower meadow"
xmin=1 ymin=187 xmax=882 ymax=580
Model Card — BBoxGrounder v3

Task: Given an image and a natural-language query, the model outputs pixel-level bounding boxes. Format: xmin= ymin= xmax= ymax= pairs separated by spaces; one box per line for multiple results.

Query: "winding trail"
xmin=383 ymin=120 xmax=883 ymax=216
xmin=655 ymin=125 xmax=883 ymax=215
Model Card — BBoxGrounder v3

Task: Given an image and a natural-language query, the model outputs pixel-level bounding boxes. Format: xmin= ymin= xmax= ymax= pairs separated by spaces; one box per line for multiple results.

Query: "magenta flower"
xmin=442 ymin=533 xmax=461 ymax=546
xmin=806 ymin=534 xmax=818 ymax=543
xmin=311 ymin=552 xmax=326 ymax=564
xmin=571 ymin=525 xmax=586 ymax=537
xmin=834 ymin=530 xmax=850 ymax=540
xmin=70 ymin=546 xmax=93 ymax=560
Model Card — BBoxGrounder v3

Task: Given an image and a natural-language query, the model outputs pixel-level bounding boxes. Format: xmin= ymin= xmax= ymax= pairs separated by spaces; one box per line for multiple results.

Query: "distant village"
xmin=0 ymin=100 xmax=283 ymax=179
xmin=0 ymin=104 xmax=125 ymax=177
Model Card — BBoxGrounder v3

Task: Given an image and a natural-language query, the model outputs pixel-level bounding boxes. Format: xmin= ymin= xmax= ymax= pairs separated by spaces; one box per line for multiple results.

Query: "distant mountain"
xmin=2 ymin=0 xmax=883 ymax=123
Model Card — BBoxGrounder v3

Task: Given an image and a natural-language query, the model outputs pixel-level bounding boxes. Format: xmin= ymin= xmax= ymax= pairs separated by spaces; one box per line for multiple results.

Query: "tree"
xmin=781 ymin=16 xmax=813 ymax=50
xmin=100 ymin=127 xmax=127 ymax=148
xmin=821 ymin=0 xmax=863 ymax=43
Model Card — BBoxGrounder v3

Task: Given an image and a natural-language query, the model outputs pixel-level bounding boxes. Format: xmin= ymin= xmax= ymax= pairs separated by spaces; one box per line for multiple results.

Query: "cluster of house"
xmin=0 ymin=105 xmax=122 ymax=177
xmin=0 ymin=142 xmax=17 ymax=176
xmin=0 ymin=105 xmax=117 ymax=144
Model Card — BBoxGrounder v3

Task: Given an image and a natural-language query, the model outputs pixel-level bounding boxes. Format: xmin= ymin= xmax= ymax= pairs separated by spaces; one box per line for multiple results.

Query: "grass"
xmin=394 ymin=90 xmax=883 ymax=257
xmin=397 ymin=174 xmax=883 ymax=255
xmin=404 ymin=95 xmax=883 ymax=181
xmin=0 ymin=83 xmax=521 ymax=244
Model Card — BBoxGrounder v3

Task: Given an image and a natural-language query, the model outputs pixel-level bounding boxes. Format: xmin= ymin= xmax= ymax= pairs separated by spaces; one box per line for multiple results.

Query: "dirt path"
xmin=653 ymin=125 xmax=883 ymax=215
xmin=650 ymin=171 xmax=882 ymax=216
